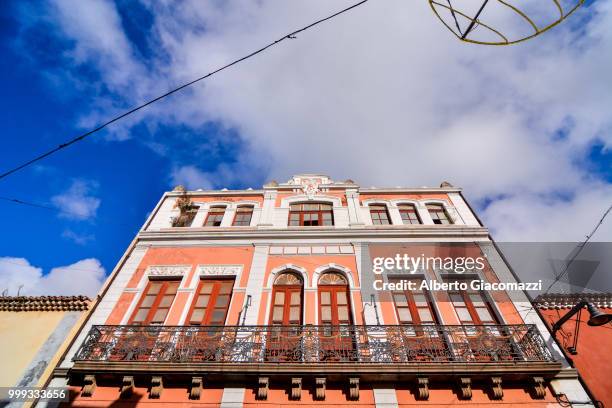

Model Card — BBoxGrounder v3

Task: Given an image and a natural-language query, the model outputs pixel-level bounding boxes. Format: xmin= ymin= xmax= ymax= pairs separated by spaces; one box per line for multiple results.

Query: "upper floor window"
xmin=204 ymin=206 xmax=226 ymax=227
xmin=398 ymin=204 xmax=421 ymax=225
xmin=187 ymin=278 xmax=234 ymax=325
xmin=288 ymin=203 xmax=333 ymax=226
xmin=369 ymin=204 xmax=391 ymax=225
xmin=130 ymin=279 xmax=180 ymax=325
xmin=318 ymin=272 xmax=352 ymax=326
xmin=427 ymin=204 xmax=452 ymax=225
xmin=232 ymin=205 xmax=254 ymax=226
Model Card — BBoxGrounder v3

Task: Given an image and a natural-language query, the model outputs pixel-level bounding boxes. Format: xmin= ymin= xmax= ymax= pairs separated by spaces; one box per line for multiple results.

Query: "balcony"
xmin=72 ymin=324 xmax=560 ymax=379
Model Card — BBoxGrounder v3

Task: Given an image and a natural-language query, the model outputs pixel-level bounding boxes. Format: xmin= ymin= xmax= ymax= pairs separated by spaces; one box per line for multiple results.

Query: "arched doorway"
xmin=267 ymin=271 xmax=304 ymax=362
xmin=317 ymin=271 xmax=356 ymax=361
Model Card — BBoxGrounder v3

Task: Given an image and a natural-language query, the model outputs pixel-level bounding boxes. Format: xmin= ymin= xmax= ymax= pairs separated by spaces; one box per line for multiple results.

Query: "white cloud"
xmin=23 ymin=0 xmax=612 ymax=241
xmin=51 ymin=180 xmax=100 ymax=220
xmin=170 ymin=165 xmax=214 ymax=190
xmin=0 ymin=257 xmax=106 ymax=297
xmin=61 ymin=229 xmax=94 ymax=245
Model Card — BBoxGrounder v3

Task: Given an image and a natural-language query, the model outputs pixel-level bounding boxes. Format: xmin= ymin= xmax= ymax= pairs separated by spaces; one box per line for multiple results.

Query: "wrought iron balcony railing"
xmin=74 ymin=324 xmax=554 ymax=365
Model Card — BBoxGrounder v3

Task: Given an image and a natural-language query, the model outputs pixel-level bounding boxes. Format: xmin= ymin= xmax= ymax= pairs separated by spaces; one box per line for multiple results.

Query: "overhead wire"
xmin=0 ymin=0 xmax=368 ymax=182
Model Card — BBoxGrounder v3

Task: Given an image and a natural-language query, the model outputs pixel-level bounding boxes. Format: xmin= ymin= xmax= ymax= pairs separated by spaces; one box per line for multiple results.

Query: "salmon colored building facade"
xmin=43 ymin=175 xmax=593 ymax=407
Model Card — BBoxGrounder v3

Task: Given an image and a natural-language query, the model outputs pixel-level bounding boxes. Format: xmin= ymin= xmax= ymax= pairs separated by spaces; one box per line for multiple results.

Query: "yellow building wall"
xmin=0 ymin=311 xmax=66 ymax=387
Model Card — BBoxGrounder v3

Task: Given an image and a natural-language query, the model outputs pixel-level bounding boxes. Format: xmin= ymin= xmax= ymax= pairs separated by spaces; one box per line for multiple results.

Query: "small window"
xmin=427 ymin=204 xmax=452 ymax=225
xmin=288 ymin=203 xmax=334 ymax=226
xmin=204 ymin=206 xmax=226 ymax=227
xmin=398 ymin=204 xmax=421 ymax=225
xmin=369 ymin=204 xmax=391 ymax=225
xmin=233 ymin=206 xmax=253 ymax=226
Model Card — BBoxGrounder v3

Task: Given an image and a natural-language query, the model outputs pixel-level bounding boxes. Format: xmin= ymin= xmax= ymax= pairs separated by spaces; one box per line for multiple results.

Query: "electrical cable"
xmin=0 ymin=0 xmax=368 ymax=182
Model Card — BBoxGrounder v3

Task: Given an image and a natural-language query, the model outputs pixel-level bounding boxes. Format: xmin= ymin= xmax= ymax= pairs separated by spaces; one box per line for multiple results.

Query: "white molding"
xmin=312 ymin=264 xmax=356 ymax=288
xmin=197 ymin=264 xmax=243 ymax=276
xmin=267 ymin=264 xmax=309 ymax=288
xmin=279 ymin=194 xmax=342 ymax=208
xmin=147 ymin=265 xmax=191 ymax=277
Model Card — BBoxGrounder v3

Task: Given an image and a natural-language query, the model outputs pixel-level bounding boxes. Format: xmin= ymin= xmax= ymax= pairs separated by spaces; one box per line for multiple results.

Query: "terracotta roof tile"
xmin=0 ymin=296 xmax=90 ymax=312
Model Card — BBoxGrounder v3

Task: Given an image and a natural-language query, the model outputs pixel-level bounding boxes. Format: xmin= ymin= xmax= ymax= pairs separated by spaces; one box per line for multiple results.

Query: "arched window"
xmin=270 ymin=272 xmax=303 ymax=326
xmin=369 ymin=204 xmax=391 ymax=225
xmin=232 ymin=205 xmax=253 ymax=226
xmin=398 ymin=204 xmax=422 ymax=225
xmin=288 ymin=203 xmax=334 ymax=226
xmin=204 ymin=206 xmax=226 ymax=226
xmin=318 ymin=272 xmax=352 ymax=325
xmin=427 ymin=204 xmax=452 ymax=225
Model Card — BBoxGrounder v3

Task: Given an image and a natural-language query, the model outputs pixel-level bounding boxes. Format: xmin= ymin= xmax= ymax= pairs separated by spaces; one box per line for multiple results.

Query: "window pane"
xmin=418 ymin=308 xmax=433 ymax=322
xmin=321 ymin=306 xmax=331 ymax=321
xmin=337 ymin=292 xmax=347 ymax=305
xmin=159 ymin=295 xmax=174 ymax=307
xmin=220 ymin=281 xmax=233 ymax=294
xmin=456 ymin=308 xmax=472 ymax=322
xmin=152 ymin=309 xmax=168 ymax=323
xmin=469 ymin=293 xmax=485 ymax=306
xmin=413 ymin=293 xmax=427 ymax=306
xmin=320 ymin=292 xmax=331 ymax=305
xmin=397 ymin=308 xmax=411 ymax=322
xmin=476 ymin=307 xmax=493 ymax=322
xmin=211 ymin=310 xmax=226 ymax=323
xmin=196 ymin=295 xmax=210 ymax=307
xmin=141 ymin=295 xmax=155 ymax=307
xmin=275 ymin=292 xmax=285 ymax=305
xmin=216 ymin=295 xmax=230 ymax=307
xmin=148 ymin=282 xmax=161 ymax=294
xmin=290 ymin=306 xmax=300 ymax=321
xmin=290 ymin=292 xmax=301 ymax=305
xmin=393 ymin=294 xmax=408 ymax=306
xmin=450 ymin=293 xmax=464 ymax=305
xmin=273 ymin=306 xmax=283 ymax=321
xmin=190 ymin=309 xmax=205 ymax=322
xmin=165 ymin=282 xmax=179 ymax=294
xmin=338 ymin=306 xmax=349 ymax=321
xmin=201 ymin=282 xmax=214 ymax=294
xmin=133 ymin=309 xmax=148 ymax=322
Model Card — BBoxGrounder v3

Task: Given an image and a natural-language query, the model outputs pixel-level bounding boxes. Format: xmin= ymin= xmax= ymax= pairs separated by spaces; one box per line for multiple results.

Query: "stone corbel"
xmin=190 ymin=377 xmax=203 ymax=400
xmin=349 ymin=377 xmax=359 ymax=400
xmin=532 ymin=377 xmax=546 ymax=399
xmin=490 ymin=376 xmax=503 ymax=400
xmin=257 ymin=377 xmax=269 ymax=400
xmin=81 ymin=375 xmax=96 ymax=397
xmin=120 ymin=376 xmax=134 ymax=398
xmin=150 ymin=376 xmax=163 ymax=399
xmin=315 ymin=377 xmax=326 ymax=400
xmin=291 ymin=377 xmax=302 ymax=400
xmin=417 ymin=377 xmax=429 ymax=400
xmin=458 ymin=377 xmax=472 ymax=400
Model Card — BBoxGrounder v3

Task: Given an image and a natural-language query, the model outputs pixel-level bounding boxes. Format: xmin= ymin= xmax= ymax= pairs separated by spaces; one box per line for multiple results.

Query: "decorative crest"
xmin=288 ymin=174 xmax=331 ymax=199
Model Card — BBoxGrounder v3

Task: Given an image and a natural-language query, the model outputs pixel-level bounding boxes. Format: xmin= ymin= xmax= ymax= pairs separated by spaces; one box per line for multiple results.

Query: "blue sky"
xmin=0 ymin=0 xmax=610 ymax=296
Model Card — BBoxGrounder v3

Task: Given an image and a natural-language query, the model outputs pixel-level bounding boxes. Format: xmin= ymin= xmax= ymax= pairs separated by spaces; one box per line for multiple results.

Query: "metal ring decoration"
xmin=429 ymin=0 xmax=585 ymax=45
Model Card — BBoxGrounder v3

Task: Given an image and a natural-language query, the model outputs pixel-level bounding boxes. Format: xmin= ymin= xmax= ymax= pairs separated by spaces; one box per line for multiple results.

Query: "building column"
xmin=242 ymin=245 xmax=269 ymax=326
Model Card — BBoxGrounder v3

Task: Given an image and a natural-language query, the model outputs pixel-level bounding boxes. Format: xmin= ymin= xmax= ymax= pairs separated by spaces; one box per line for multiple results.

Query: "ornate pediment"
xmin=197 ymin=264 xmax=243 ymax=276
xmin=147 ymin=265 xmax=191 ymax=277
xmin=287 ymin=174 xmax=331 ymax=199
